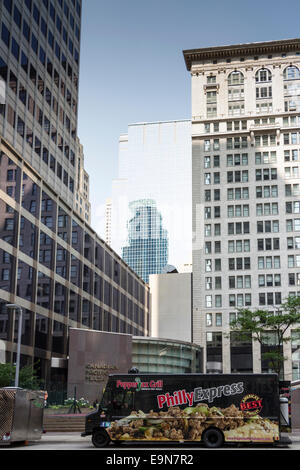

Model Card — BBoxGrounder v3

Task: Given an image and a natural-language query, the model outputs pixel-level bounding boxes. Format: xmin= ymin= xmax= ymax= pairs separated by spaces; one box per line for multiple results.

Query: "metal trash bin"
xmin=280 ymin=396 xmax=290 ymax=426
xmin=0 ymin=387 xmax=45 ymax=445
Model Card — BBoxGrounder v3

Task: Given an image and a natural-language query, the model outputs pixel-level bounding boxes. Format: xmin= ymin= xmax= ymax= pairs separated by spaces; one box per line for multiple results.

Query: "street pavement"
xmin=1 ymin=431 xmax=300 ymax=451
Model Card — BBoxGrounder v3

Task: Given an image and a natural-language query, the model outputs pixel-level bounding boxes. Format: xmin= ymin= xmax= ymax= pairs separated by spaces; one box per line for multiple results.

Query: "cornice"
xmin=183 ymin=39 xmax=300 ymax=71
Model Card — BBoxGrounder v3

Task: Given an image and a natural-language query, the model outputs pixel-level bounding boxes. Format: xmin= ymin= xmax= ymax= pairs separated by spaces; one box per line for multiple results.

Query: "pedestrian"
xmin=93 ymin=399 xmax=99 ymax=408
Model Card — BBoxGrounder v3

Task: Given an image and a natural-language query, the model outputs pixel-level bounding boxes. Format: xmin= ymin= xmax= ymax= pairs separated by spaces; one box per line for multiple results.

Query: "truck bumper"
xmin=276 ymin=434 xmax=292 ymax=447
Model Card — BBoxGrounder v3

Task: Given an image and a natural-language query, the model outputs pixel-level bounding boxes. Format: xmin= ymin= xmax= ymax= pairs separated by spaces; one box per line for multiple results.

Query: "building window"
xmin=283 ymin=66 xmax=300 ymax=112
xmin=205 ymin=295 xmax=212 ymax=308
xmin=216 ymin=313 xmax=222 ymax=326
xmin=1 ymin=22 xmax=10 ymax=48
xmin=255 ymin=68 xmax=273 ymax=113
xmin=206 ymin=91 xmax=217 ymax=117
xmin=228 ymin=71 xmax=244 ymax=115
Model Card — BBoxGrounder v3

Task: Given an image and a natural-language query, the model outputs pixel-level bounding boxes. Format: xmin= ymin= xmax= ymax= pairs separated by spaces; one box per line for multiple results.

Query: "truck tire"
xmin=202 ymin=428 xmax=224 ymax=448
xmin=92 ymin=429 xmax=110 ymax=448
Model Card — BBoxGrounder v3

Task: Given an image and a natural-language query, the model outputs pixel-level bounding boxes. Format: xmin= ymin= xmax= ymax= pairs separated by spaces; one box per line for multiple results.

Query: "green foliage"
xmin=0 ymin=363 xmax=14 ymax=388
xmin=0 ymin=363 xmax=42 ymax=389
xmin=230 ymin=295 xmax=300 ymax=376
xmin=19 ymin=364 xmax=42 ymax=390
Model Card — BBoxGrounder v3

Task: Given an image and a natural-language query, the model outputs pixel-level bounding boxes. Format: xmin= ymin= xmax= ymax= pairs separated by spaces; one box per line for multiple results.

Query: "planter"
xmin=44 ymin=407 xmax=94 ymax=415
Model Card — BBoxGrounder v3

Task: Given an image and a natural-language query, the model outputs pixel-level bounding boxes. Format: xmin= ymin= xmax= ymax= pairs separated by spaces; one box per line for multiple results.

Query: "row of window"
xmin=204 ymin=151 xmax=300 ymax=168
xmin=227 ymin=170 xmax=249 ymax=182
xmin=204 ymin=151 xmax=283 ymax=168
xmin=0 ymin=260 xmax=147 ymax=317
xmin=0 ymin=310 xmax=144 ymax=354
xmin=205 ymin=236 xmax=300 ymax=254
xmin=205 ymin=256 xmax=290 ymax=272
xmin=284 ymin=132 xmax=300 ymax=145
xmin=4 ymin=0 xmax=80 ymax=57
xmin=205 ymin=258 xmax=251 ymax=272
xmin=227 ymin=204 xmax=250 ymax=217
xmin=203 ymin=132 xmax=300 ymax=152
xmin=206 ymin=168 xmax=280 ymax=184
xmin=0 ymin=46 xmax=77 ymax=138
xmin=204 ymin=218 xmax=300 ymax=236
xmin=1 ymin=22 xmax=78 ymax=116
xmin=1 ymin=17 xmax=78 ymax=109
xmin=204 ymin=182 xmax=299 ymax=199
xmin=206 ymin=273 xmax=299 ymax=289
xmin=0 ymin=221 xmax=146 ymax=307
xmin=206 ymin=66 xmax=300 ymax=117
xmin=224 ymin=202 xmax=282 ymax=217
xmin=3 ymin=106 xmax=74 ymax=191
xmin=206 ymin=255 xmax=300 ymax=271
xmin=0 ymin=213 xmax=145 ymax=314
xmin=5 ymin=67 xmax=76 ymax=159
xmin=283 ymin=115 xmax=300 ymax=127
xmin=5 ymin=0 xmax=81 ymax=22
xmin=205 ymin=273 xmax=300 ymax=291
xmin=205 ymin=292 xmax=283 ymax=308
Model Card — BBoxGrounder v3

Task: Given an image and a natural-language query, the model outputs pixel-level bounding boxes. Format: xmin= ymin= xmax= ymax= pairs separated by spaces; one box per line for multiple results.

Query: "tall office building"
xmin=122 ymin=199 xmax=168 ymax=283
xmin=74 ymin=137 xmax=90 ymax=223
xmin=0 ymin=0 xmax=150 ymax=386
xmin=184 ymin=39 xmax=300 ymax=381
xmin=0 ymin=0 xmax=82 ymax=208
xmin=110 ymin=120 xmax=192 ymax=280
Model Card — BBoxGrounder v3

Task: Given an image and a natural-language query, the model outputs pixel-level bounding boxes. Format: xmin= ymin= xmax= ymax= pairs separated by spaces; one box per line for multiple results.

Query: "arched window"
xmin=228 ymin=71 xmax=244 ymax=86
xmin=283 ymin=65 xmax=300 ymax=80
xmin=283 ymin=66 xmax=300 ymax=112
xmin=255 ymin=68 xmax=272 ymax=83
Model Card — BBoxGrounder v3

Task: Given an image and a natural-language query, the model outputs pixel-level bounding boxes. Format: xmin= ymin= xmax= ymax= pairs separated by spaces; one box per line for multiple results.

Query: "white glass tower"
xmin=110 ymin=119 xmax=192 ymax=280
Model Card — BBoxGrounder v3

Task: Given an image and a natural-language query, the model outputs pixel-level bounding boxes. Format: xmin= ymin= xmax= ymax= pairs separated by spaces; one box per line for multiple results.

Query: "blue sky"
xmin=77 ymin=0 xmax=300 ymax=236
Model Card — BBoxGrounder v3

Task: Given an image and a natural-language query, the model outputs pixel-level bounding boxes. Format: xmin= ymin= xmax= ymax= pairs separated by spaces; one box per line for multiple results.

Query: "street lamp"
xmin=6 ymin=304 xmax=23 ymax=388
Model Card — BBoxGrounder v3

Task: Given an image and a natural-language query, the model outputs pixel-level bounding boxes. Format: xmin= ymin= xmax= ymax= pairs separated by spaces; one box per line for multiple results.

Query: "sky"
xmin=77 ymin=0 xmax=300 ymax=238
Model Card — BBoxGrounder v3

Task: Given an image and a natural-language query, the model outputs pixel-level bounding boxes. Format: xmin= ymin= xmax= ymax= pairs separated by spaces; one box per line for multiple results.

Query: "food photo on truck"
xmin=81 ymin=372 xmax=291 ymax=448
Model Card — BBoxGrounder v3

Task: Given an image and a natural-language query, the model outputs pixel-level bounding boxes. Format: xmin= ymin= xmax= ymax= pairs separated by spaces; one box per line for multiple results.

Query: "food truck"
xmin=82 ymin=372 xmax=287 ymax=448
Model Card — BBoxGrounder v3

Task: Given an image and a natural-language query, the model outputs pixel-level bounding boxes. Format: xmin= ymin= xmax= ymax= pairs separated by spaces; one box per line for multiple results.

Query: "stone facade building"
xmin=183 ymin=39 xmax=300 ymax=380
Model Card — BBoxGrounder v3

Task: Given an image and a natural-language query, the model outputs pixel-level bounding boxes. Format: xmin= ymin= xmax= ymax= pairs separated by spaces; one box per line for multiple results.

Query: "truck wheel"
xmin=202 ymin=428 xmax=224 ymax=448
xmin=92 ymin=429 xmax=110 ymax=448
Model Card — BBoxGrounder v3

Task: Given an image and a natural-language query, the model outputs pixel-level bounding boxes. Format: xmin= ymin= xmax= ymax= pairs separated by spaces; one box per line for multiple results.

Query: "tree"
xmin=230 ymin=295 xmax=300 ymax=377
xmin=0 ymin=363 xmax=42 ymax=389
xmin=0 ymin=363 xmax=14 ymax=388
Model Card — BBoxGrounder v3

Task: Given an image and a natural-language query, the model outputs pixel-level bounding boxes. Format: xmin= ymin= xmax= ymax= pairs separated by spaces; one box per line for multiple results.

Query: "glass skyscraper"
xmin=110 ymin=119 xmax=192 ymax=281
xmin=0 ymin=0 xmax=81 ymax=209
xmin=122 ymin=199 xmax=168 ymax=283
xmin=0 ymin=0 xmax=150 ymax=386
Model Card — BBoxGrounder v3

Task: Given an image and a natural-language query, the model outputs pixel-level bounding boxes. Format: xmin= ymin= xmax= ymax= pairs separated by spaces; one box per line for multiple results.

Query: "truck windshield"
xmin=101 ymin=387 xmax=112 ymax=409
xmin=101 ymin=386 xmax=135 ymax=416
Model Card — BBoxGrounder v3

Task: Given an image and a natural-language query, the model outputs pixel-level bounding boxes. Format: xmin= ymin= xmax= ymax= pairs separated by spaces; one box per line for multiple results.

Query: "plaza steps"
xmin=43 ymin=414 xmax=86 ymax=432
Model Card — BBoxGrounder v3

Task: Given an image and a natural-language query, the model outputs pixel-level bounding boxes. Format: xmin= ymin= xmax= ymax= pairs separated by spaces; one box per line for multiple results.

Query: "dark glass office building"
xmin=0 ymin=0 xmax=150 ymax=386
xmin=0 ymin=0 xmax=80 ymax=208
